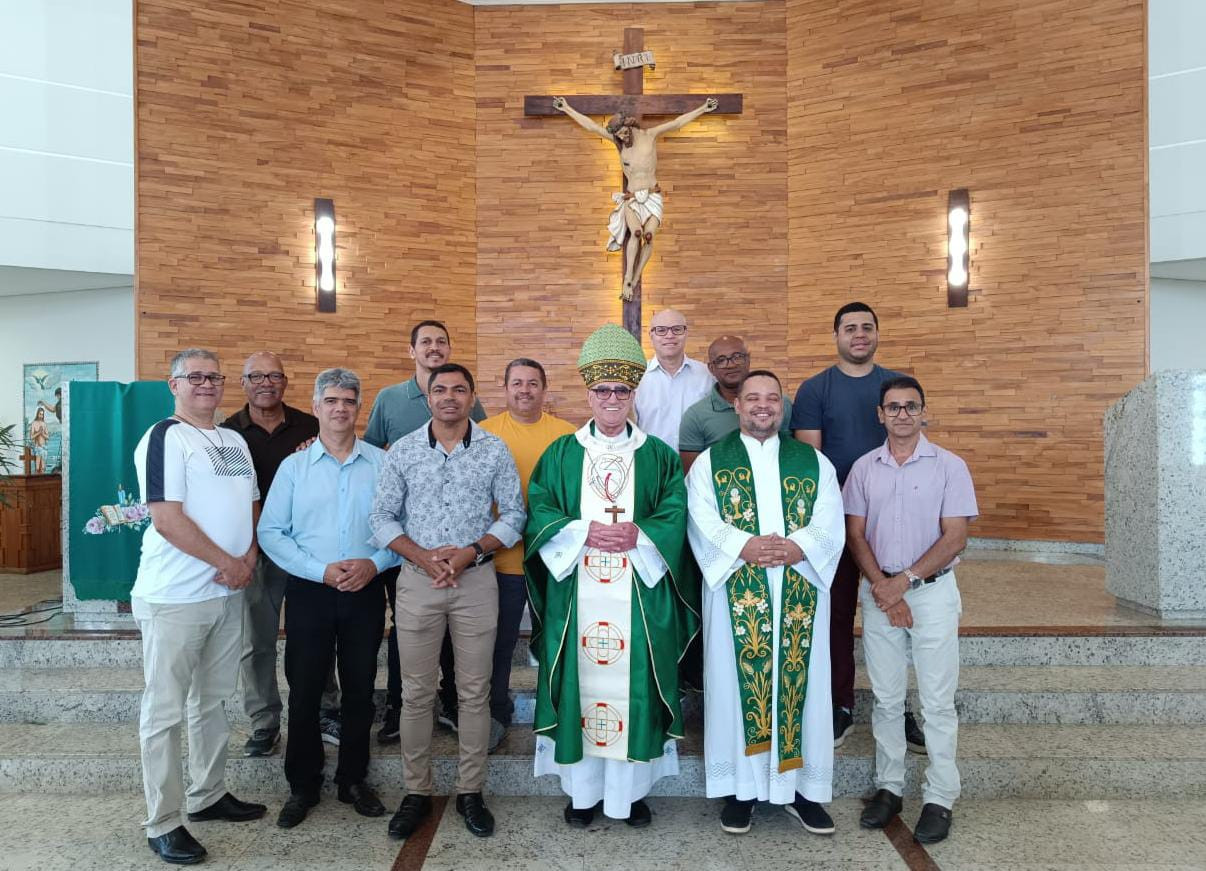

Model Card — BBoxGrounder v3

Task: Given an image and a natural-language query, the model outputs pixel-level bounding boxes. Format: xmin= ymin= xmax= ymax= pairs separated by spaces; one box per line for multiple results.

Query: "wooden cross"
xmin=525 ymin=27 xmax=743 ymax=339
xmin=18 ymin=444 xmax=35 ymax=476
xmin=604 ymin=504 xmax=627 ymax=524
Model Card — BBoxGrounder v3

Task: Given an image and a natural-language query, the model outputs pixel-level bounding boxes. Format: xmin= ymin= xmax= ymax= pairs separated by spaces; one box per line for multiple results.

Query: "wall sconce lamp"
xmin=314 ymin=197 xmax=336 ymax=313
xmin=947 ymin=188 xmax=970 ymax=307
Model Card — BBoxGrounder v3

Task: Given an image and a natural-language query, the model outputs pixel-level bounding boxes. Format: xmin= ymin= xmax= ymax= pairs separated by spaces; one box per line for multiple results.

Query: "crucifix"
xmin=604 ymin=504 xmax=627 ymax=524
xmin=525 ymin=27 xmax=743 ymax=339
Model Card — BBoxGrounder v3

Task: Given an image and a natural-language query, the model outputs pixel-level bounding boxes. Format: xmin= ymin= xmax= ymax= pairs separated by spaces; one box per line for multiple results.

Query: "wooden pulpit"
xmin=0 ymin=474 xmax=63 ymax=573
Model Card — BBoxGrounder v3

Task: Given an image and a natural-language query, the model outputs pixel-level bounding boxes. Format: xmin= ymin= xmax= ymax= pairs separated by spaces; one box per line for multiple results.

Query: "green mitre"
xmin=578 ymin=324 xmax=646 ymax=388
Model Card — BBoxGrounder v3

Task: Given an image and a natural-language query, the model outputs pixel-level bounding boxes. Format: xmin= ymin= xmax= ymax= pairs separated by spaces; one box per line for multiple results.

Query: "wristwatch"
xmin=470 ymin=542 xmax=486 ymax=565
xmin=904 ymin=568 xmax=923 ymax=590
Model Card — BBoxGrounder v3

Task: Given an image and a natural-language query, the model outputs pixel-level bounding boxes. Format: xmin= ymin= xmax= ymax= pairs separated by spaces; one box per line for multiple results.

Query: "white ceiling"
xmin=0 ymin=266 xmax=132 ymax=298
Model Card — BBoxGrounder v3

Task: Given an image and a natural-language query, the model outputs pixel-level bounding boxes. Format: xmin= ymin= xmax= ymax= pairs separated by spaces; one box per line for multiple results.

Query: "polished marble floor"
xmin=6 ymin=550 xmax=1205 ymax=638
xmin=0 ymin=793 xmax=1204 ymax=870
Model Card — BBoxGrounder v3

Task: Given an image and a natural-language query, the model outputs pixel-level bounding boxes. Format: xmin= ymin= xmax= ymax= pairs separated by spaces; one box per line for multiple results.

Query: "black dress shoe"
xmin=378 ymin=706 xmax=401 ymax=744
xmin=564 ymin=800 xmax=601 ymax=828
xmin=905 ymin=710 xmax=928 ymax=755
xmin=339 ymin=782 xmax=385 ymax=817
xmin=187 ymin=792 xmax=267 ymax=822
xmin=277 ymin=792 xmax=319 ymax=829
xmin=624 ymin=799 xmax=652 ymax=828
xmin=388 ymin=794 xmax=433 ymax=841
xmin=913 ymin=803 xmax=952 ymax=844
xmin=147 ymin=825 xmax=206 ymax=865
xmin=243 ymin=727 xmax=280 ymax=757
xmin=455 ymin=792 xmax=495 ymax=837
xmin=859 ymin=789 xmax=903 ymax=829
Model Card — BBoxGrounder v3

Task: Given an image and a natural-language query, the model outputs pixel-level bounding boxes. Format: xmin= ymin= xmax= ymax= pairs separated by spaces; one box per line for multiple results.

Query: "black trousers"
xmin=438 ymin=569 xmax=528 ymax=724
xmin=381 ymin=566 xmax=402 ymax=710
xmin=283 ymin=574 xmax=386 ymax=793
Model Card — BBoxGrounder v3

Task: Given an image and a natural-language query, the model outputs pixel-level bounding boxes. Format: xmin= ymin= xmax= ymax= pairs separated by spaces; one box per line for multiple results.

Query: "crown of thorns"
xmin=606 ymin=114 xmax=640 ymax=133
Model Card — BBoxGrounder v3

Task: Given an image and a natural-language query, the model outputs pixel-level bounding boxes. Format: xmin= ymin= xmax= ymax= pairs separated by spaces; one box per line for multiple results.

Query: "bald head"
xmin=649 ymin=309 xmax=689 ymax=364
xmin=243 ymin=351 xmax=283 ymax=375
xmin=706 ymin=335 xmax=750 ymax=393
xmin=241 ymin=351 xmax=289 ymax=412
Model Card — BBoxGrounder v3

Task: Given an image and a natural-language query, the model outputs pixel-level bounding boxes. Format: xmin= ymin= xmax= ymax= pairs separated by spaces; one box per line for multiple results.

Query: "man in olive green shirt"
xmin=678 ymin=335 xmax=793 ymax=473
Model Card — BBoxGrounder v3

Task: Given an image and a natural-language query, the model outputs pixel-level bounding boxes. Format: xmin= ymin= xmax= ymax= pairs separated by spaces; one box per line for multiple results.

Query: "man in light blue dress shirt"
xmin=258 ymin=368 xmax=400 ymax=829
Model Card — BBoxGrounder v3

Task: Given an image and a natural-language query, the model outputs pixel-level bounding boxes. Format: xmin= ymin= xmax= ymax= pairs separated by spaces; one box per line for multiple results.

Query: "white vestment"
xmin=607 ymin=189 xmax=664 ymax=252
xmin=686 ymin=433 xmax=845 ymax=804
xmin=533 ymin=422 xmax=678 ymax=819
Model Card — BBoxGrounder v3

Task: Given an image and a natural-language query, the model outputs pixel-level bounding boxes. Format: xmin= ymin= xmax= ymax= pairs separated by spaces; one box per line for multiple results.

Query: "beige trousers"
xmin=133 ymin=593 xmax=244 ymax=838
xmin=395 ymin=561 xmax=498 ymax=794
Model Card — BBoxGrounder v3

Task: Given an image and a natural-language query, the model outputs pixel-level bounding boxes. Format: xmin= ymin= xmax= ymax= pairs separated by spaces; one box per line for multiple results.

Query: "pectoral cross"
xmin=604 ymin=505 xmax=627 ymax=524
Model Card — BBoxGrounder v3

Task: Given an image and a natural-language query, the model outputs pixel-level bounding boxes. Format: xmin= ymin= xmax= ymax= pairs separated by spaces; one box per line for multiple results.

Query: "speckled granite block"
xmin=1106 ymin=371 xmax=1206 ymax=618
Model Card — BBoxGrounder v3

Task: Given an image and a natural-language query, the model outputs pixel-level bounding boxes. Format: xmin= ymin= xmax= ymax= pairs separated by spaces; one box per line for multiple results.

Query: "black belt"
xmin=882 ymin=567 xmax=952 ymax=585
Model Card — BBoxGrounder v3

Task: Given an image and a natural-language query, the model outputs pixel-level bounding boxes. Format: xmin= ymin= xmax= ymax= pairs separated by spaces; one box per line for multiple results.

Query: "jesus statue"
xmin=552 ymin=95 xmax=718 ymax=300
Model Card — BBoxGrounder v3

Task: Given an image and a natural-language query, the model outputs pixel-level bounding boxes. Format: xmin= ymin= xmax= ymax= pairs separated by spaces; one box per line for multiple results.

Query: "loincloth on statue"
xmin=607 ymin=188 xmax=664 ymax=252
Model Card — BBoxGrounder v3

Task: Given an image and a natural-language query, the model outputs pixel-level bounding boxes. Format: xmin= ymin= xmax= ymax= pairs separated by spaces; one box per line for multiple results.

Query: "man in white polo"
xmin=132 ymin=348 xmax=267 ymax=865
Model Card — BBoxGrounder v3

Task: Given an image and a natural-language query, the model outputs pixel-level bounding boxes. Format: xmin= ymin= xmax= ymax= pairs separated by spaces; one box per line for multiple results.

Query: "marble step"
xmin=3 ymin=664 xmax=1205 ymax=726
xmin=4 ymin=632 xmax=1206 ymax=669
xmin=0 ymin=721 xmax=1203 ymax=800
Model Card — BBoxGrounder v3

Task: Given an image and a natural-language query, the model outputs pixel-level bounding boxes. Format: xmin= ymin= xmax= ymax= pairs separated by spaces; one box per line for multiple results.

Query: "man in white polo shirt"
xmin=132 ymin=348 xmax=267 ymax=866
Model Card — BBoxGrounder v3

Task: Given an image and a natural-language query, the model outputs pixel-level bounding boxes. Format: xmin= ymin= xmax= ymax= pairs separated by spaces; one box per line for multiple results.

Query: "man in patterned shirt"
xmin=369 ymin=363 xmax=525 ymax=842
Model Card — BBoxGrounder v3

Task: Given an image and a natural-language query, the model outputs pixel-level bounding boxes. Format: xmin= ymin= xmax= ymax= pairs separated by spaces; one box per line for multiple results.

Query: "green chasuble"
xmin=525 ymin=428 xmax=698 ymax=765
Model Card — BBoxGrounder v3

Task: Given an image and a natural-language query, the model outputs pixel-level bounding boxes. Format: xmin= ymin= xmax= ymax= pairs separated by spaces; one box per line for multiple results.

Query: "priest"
xmin=525 ymin=324 xmax=698 ymax=828
xmin=685 ymin=369 xmax=845 ymax=836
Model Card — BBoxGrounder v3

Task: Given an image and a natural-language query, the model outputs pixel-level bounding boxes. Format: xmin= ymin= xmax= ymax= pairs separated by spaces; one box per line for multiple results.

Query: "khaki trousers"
xmin=133 ymin=593 xmax=244 ymax=838
xmin=395 ymin=561 xmax=498 ymax=794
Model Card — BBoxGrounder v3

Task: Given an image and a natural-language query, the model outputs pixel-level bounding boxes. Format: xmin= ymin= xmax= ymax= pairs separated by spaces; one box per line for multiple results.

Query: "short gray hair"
xmin=169 ymin=348 xmax=220 ymax=378
xmin=313 ymin=367 xmax=362 ymax=406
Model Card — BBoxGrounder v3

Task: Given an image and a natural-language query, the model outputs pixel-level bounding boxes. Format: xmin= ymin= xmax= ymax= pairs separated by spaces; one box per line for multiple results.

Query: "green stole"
xmin=709 ymin=431 xmax=820 ymax=773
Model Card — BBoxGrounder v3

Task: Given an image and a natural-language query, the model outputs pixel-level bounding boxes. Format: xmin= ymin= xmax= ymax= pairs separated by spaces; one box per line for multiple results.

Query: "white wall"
xmin=1149 ymin=0 xmax=1206 ymax=264
xmin=0 ymin=287 xmax=135 ymax=461
xmin=1151 ymin=278 xmax=1206 ymax=373
xmin=0 ymin=0 xmax=134 ymax=275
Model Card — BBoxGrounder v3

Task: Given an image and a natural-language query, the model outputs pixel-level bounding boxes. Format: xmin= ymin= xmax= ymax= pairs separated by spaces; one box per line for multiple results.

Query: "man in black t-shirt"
xmin=791 ymin=303 xmax=925 ymax=754
xmin=221 ymin=351 xmax=326 ymax=757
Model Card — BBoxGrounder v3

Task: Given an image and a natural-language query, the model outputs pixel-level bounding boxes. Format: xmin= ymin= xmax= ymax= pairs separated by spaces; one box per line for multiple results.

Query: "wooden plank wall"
xmin=135 ymin=0 xmax=478 ymax=405
xmin=784 ymin=0 xmax=1146 ymax=541
xmin=473 ymin=1 xmax=790 ymax=418
xmin=135 ymin=0 xmax=1146 ymax=541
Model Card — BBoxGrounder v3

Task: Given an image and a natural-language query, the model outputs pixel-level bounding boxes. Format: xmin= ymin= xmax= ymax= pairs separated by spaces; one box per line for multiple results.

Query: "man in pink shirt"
xmin=841 ymin=376 xmax=977 ymax=845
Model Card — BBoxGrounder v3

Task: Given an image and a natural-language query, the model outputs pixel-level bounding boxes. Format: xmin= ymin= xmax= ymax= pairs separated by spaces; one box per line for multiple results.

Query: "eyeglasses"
xmin=243 ymin=372 xmax=286 ymax=384
xmin=882 ymin=402 xmax=923 ymax=417
xmin=710 ymin=352 xmax=749 ymax=367
xmin=650 ymin=325 xmax=687 ymax=337
xmin=176 ymin=373 xmax=226 ymax=386
xmin=589 ymin=386 xmax=633 ymax=400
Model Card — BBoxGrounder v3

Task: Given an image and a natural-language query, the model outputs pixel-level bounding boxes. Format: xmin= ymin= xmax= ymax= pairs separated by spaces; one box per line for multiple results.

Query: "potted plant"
xmin=0 ymin=423 xmax=18 ymax=506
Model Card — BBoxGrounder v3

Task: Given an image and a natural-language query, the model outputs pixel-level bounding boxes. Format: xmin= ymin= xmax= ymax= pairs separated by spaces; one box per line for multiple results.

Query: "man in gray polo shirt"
xmin=363 ymin=319 xmax=487 ymax=743
xmin=679 ymin=335 xmax=793 ymax=473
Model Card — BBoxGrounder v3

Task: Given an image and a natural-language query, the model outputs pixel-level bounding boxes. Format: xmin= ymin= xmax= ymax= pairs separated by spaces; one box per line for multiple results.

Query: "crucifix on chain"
xmin=604 ymin=504 xmax=627 ymax=524
xmin=525 ymin=27 xmax=743 ymax=338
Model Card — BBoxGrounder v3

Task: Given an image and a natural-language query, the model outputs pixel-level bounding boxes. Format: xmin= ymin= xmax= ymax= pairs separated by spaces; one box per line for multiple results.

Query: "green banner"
xmin=67 ymin=381 xmax=174 ymax=601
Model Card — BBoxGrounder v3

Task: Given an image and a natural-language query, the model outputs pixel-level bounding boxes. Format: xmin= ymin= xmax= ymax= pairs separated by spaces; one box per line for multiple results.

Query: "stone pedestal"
xmin=1105 ymin=370 xmax=1206 ymax=619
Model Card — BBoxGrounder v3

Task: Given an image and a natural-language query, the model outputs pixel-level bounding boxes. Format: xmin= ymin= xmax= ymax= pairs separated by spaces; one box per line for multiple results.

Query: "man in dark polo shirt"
xmin=221 ymin=351 xmax=327 ymax=757
xmin=790 ymin=303 xmax=924 ymax=754
xmin=678 ymin=335 xmax=793 ymax=473
xmin=364 ymin=320 xmax=486 ymax=743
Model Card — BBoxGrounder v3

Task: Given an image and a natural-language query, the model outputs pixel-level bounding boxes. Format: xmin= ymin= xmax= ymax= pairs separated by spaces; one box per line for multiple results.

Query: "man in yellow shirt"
xmin=478 ymin=358 xmax=576 ymax=749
